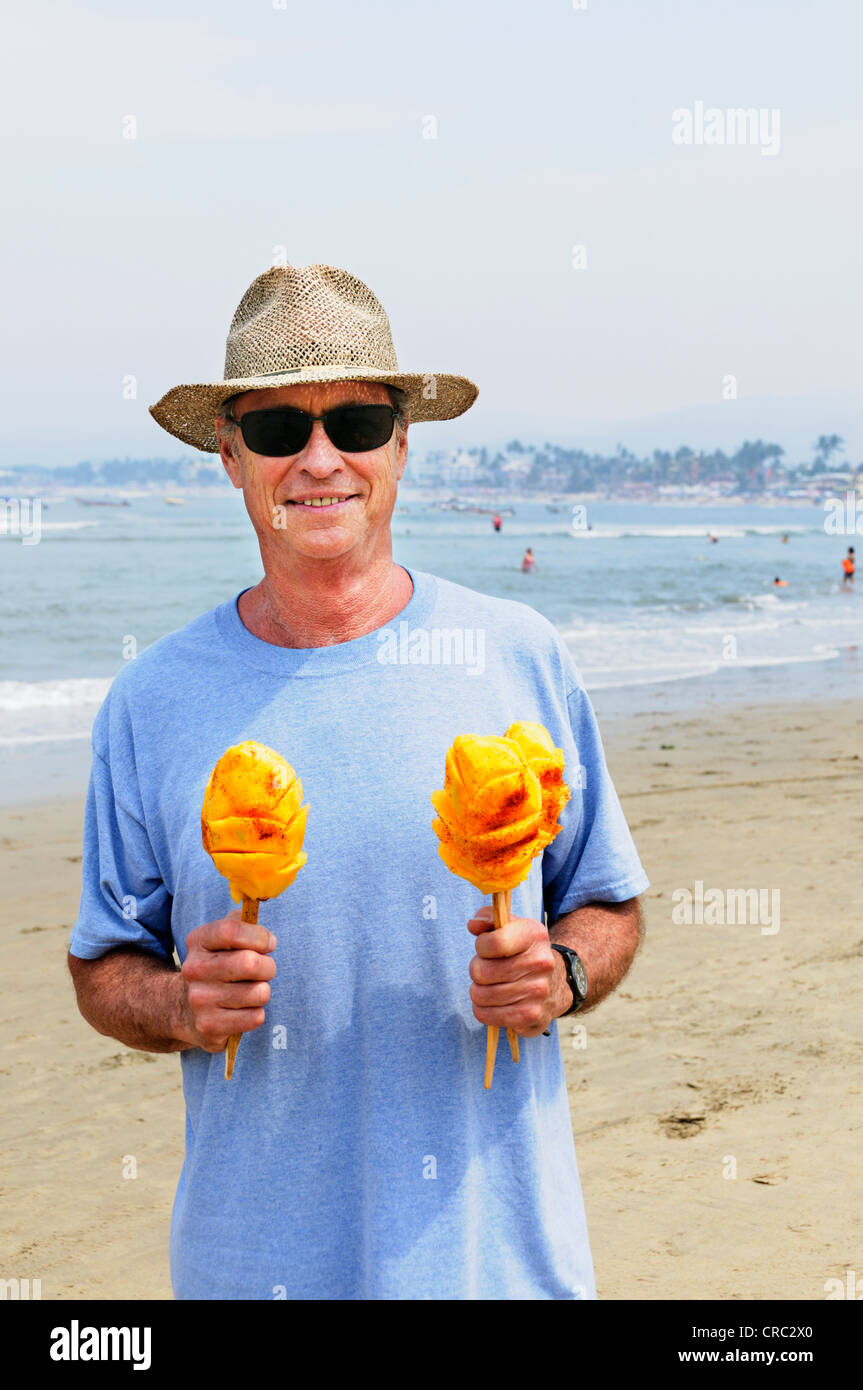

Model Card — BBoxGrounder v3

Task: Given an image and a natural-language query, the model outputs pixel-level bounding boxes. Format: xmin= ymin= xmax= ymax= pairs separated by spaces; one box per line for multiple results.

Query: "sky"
xmin=4 ymin=0 xmax=862 ymax=469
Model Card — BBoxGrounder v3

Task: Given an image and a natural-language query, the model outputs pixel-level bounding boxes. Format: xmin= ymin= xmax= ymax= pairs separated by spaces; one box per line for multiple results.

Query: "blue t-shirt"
xmin=69 ymin=567 xmax=648 ymax=1300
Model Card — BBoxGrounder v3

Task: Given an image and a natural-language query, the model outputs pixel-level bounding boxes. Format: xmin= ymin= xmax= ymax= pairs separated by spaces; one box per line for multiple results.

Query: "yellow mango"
xmin=202 ymin=741 xmax=304 ymax=821
xmin=201 ymin=742 xmax=308 ymax=903
xmin=504 ymin=721 xmax=571 ymax=850
xmin=431 ymin=733 xmax=544 ymax=893
xmin=208 ymin=848 xmax=307 ymax=904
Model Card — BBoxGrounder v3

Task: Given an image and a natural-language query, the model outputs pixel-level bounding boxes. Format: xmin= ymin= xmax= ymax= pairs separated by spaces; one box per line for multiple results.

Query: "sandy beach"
xmin=2 ymin=696 xmax=860 ymax=1300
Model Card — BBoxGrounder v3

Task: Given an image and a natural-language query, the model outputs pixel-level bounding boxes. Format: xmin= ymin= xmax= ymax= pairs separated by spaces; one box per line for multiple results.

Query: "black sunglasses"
xmin=225 ymin=403 xmax=397 ymax=457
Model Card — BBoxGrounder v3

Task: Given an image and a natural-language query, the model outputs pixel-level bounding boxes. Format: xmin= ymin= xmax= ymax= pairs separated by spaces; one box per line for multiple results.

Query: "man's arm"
xmin=468 ymin=896 xmax=643 ymax=1036
xmin=548 ymin=896 xmax=643 ymax=1016
xmin=67 ymin=911 xmax=278 ymax=1055
xmin=68 ymin=947 xmax=197 ymax=1053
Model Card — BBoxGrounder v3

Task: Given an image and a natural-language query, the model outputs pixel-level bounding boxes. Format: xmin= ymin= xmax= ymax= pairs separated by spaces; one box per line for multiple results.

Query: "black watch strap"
xmin=551 ymin=944 xmax=588 ymax=1016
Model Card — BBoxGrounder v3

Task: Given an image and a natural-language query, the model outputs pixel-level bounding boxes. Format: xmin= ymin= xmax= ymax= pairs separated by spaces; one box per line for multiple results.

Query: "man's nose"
xmin=295 ymin=420 xmax=344 ymax=473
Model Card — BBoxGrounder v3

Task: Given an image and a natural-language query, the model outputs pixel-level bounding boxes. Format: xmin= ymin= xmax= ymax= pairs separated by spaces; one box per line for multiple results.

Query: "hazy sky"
xmin=5 ymin=0 xmax=862 ymax=468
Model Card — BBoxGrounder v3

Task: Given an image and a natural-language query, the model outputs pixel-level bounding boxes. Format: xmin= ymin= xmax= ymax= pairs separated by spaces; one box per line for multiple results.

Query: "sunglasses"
xmin=225 ymin=403 xmax=397 ymax=457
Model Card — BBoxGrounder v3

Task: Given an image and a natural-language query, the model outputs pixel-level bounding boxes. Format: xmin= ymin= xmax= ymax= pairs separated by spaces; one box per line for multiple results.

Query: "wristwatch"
xmin=551 ymin=944 xmax=588 ymax=1016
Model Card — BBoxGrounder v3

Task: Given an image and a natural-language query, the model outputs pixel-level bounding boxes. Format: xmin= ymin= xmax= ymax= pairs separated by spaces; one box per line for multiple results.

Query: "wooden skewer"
xmin=484 ymin=888 xmax=519 ymax=1089
xmin=504 ymin=888 xmax=519 ymax=1065
xmin=224 ymin=894 xmax=259 ymax=1080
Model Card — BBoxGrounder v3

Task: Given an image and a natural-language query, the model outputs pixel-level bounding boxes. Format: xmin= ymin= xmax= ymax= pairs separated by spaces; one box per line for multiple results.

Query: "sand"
xmin=1 ymin=697 xmax=860 ymax=1300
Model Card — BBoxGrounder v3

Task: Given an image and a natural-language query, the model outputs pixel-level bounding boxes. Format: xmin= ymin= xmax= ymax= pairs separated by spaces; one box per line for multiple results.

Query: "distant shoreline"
xmin=15 ymin=485 xmax=837 ymax=510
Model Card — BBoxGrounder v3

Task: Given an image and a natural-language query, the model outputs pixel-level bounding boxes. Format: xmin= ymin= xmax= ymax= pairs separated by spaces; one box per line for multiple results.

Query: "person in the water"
xmin=842 ymin=547 xmax=855 ymax=585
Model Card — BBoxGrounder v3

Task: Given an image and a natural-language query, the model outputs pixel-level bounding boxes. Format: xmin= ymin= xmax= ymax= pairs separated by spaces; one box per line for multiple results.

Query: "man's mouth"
xmin=287 ymin=495 xmax=359 ymax=509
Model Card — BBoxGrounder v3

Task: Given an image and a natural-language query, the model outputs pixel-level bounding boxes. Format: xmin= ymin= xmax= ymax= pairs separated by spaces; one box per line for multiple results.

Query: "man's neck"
xmin=237 ymin=559 xmax=414 ymax=649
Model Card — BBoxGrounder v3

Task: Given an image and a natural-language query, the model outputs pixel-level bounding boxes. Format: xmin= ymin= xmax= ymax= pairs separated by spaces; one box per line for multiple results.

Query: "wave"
xmin=0 ymin=679 xmax=110 ymax=753
xmin=581 ymin=646 xmax=841 ymax=691
xmin=583 ymin=662 xmax=720 ymax=690
xmin=568 ymin=523 xmax=814 ymax=540
xmin=0 ymin=520 xmax=98 ymax=537
xmin=0 ymin=731 xmax=91 ymax=747
xmin=0 ymin=678 xmax=111 ymax=711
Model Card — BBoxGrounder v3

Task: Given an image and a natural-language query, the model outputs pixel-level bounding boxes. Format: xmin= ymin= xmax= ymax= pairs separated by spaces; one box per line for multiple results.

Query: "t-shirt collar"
xmin=214 ymin=565 xmax=437 ymax=676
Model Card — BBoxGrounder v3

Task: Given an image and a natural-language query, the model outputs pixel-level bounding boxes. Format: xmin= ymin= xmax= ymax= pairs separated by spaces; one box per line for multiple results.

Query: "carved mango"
xmin=504 ymin=721 xmax=571 ymax=851
xmin=201 ymin=741 xmax=308 ymax=903
xmin=431 ymin=733 xmax=544 ymax=894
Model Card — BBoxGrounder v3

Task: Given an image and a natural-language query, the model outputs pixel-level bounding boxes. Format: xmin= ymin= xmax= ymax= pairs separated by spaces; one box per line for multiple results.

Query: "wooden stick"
xmin=504 ymin=888 xmax=519 ymax=1065
xmin=224 ymin=894 xmax=259 ymax=1080
xmin=484 ymin=889 xmax=519 ymax=1088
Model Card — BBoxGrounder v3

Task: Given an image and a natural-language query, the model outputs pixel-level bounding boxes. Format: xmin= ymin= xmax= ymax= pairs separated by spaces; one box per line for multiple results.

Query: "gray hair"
xmin=217 ymin=384 xmax=409 ymax=443
xmin=387 ymin=386 xmax=409 ymax=435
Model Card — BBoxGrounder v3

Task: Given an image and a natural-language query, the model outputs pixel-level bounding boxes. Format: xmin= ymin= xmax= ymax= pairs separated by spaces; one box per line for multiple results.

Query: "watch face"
xmin=572 ymin=955 xmax=588 ymax=998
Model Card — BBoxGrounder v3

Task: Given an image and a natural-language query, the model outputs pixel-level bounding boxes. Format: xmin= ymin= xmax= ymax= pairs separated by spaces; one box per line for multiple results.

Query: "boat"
xmin=164 ymin=496 xmax=186 ymax=506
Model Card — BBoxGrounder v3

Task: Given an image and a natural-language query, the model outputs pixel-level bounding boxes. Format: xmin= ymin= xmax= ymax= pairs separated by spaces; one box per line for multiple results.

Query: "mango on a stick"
xmin=431 ymin=724 xmax=570 ymax=1089
xmin=201 ymin=740 xmax=308 ymax=1078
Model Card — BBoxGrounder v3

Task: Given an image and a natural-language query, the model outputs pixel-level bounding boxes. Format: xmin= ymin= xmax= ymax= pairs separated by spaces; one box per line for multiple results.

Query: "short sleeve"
xmin=68 ymin=748 xmax=174 ymax=962
xmin=542 ymin=685 xmax=649 ymax=921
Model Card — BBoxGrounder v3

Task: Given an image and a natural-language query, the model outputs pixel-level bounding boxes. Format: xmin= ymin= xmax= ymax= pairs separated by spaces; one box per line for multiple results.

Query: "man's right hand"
xmin=180 ymin=910 xmax=278 ymax=1054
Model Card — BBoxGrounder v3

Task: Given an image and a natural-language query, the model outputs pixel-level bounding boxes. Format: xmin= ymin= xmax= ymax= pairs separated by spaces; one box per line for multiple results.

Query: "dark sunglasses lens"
xmin=327 ymin=406 xmax=395 ymax=452
xmin=240 ymin=411 xmax=311 ymax=456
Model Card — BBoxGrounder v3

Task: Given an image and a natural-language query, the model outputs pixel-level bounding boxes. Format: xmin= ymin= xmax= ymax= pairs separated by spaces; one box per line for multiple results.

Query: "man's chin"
xmin=278 ymin=526 xmax=358 ymax=561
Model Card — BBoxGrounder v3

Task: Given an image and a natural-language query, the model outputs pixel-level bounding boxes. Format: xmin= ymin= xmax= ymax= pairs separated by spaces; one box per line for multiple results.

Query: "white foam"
xmin=736 ymin=592 xmax=809 ymax=612
xmin=560 ymin=580 xmax=862 ymax=694
xmin=568 ymin=523 xmax=802 ymax=540
xmin=0 ymin=731 xmax=91 ymax=747
xmin=585 ymin=664 xmax=720 ymax=690
xmin=0 ymin=678 xmax=110 ymax=750
xmin=0 ymin=520 xmax=98 ymax=536
xmin=0 ymin=678 xmax=111 ymax=711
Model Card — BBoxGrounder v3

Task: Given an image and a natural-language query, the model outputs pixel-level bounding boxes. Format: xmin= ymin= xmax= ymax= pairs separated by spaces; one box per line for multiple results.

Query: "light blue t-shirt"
xmin=69 ymin=567 xmax=648 ymax=1300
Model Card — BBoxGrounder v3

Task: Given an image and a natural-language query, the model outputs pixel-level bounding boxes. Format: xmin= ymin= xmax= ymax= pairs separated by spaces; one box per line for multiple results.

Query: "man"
xmin=842 ymin=547 xmax=855 ymax=585
xmin=68 ymin=261 xmax=648 ymax=1300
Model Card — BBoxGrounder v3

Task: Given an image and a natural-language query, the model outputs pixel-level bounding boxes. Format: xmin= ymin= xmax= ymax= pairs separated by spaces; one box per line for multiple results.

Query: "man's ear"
xmin=215 ymin=418 xmax=243 ymax=489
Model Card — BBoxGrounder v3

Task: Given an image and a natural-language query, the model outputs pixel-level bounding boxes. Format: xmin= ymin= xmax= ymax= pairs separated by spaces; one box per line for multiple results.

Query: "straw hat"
xmin=149 ymin=262 xmax=479 ymax=453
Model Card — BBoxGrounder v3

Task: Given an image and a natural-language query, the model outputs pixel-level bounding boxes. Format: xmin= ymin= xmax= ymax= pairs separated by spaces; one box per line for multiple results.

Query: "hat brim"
xmin=149 ymin=367 xmax=479 ymax=453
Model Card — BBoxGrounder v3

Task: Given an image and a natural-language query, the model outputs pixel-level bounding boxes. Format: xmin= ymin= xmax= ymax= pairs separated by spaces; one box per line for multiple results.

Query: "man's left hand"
xmin=467 ymin=907 xmax=568 ymax=1037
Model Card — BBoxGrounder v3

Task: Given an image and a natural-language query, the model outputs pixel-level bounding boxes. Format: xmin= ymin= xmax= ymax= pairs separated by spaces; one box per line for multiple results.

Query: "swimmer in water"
xmin=521 ymin=547 xmax=536 ymax=573
xmin=842 ymin=547 xmax=855 ymax=585
xmin=492 ymin=514 xmax=502 ymax=533
xmin=773 ymin=576 xmax=788 ymax=587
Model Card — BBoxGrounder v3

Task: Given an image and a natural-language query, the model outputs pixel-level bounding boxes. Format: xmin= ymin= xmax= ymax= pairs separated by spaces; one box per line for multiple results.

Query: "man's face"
xmin=215 ymin=380 xmax=408 ymax=566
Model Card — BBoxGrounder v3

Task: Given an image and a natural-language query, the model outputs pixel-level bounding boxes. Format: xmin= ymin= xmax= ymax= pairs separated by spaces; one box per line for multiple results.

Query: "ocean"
xmin=1 ymin=493 xmax=860 ymax=802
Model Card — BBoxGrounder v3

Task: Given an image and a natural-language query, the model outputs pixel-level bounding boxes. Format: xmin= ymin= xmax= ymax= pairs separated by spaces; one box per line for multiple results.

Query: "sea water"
xmin=1 ymin=493 xmax=860 ymax=801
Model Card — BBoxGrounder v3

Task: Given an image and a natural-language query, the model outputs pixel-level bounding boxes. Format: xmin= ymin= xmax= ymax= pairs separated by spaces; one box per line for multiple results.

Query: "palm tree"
xmin=813 ymin=435 xmax=844 ymax=470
